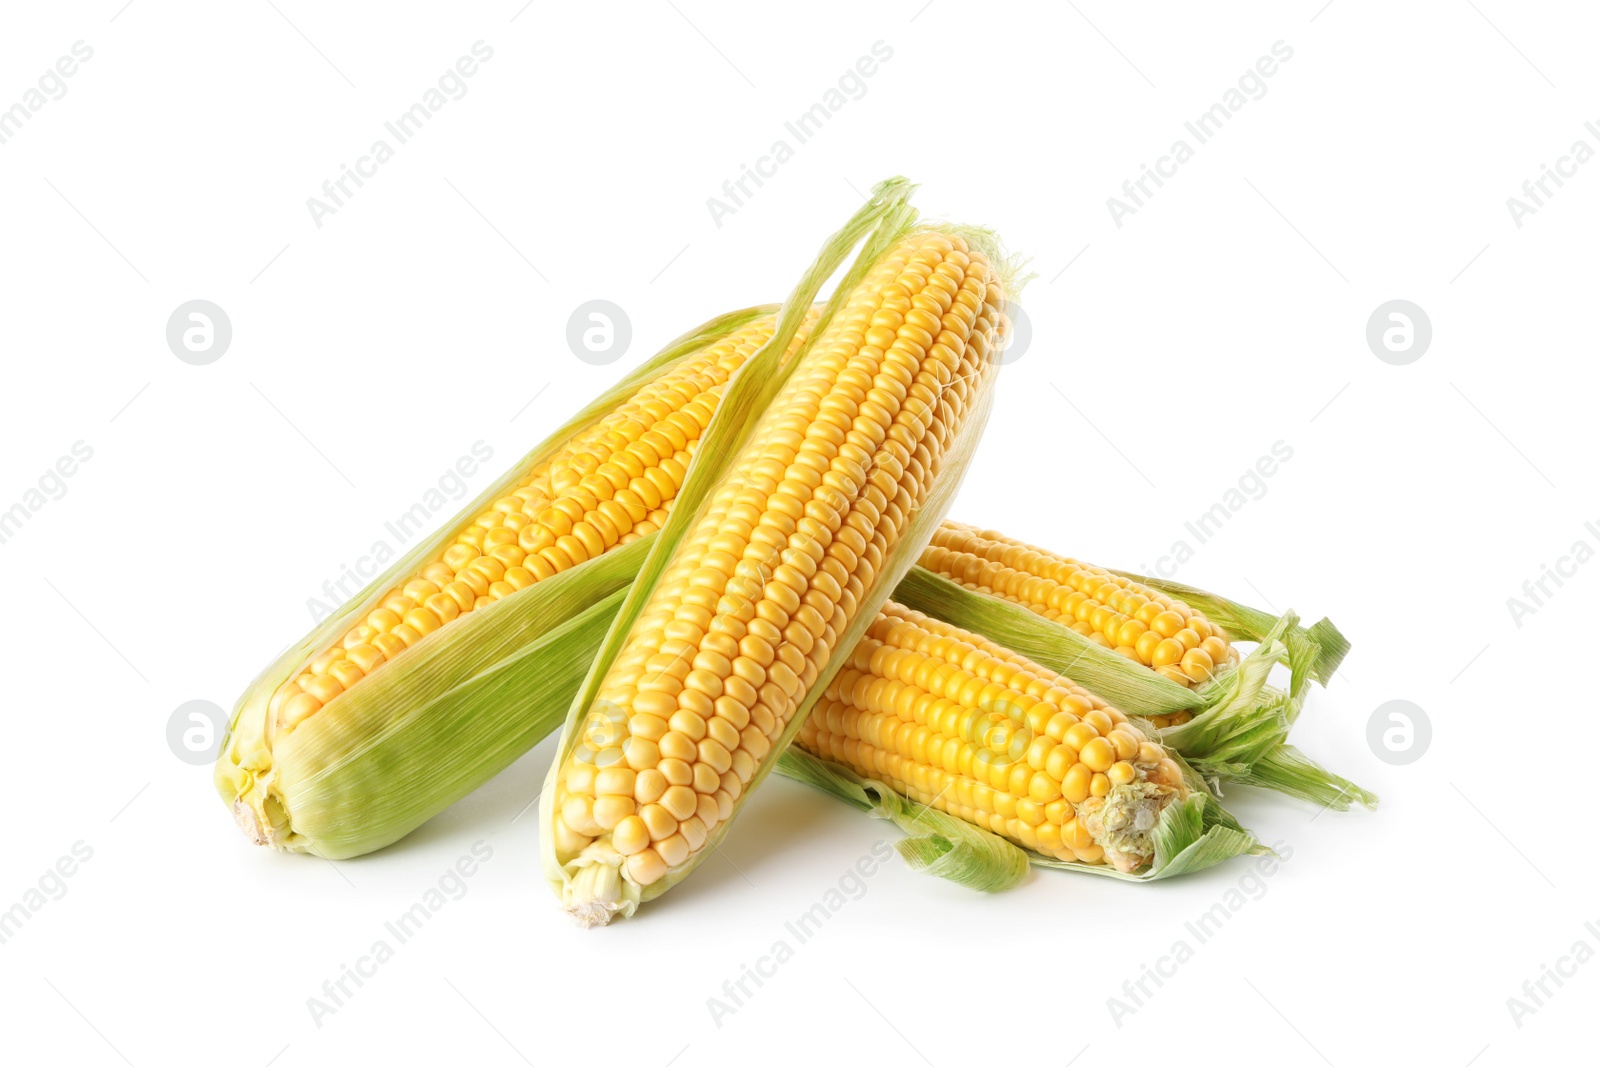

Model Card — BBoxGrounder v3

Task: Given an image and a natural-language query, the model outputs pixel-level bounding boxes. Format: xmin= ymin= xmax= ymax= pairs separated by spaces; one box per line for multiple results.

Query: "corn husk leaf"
xmin=258 ymin=579 xmax=631 ymax=858
xmin=894 ymin=566 xmax=1196 ymax=715
xmin=215 ymin=305 xmax=778 ymax=858
xmin=1110 ymin=573 xmax=1373 ymax=809
xmin=775 ymin=747 xmax=1030 ymax=892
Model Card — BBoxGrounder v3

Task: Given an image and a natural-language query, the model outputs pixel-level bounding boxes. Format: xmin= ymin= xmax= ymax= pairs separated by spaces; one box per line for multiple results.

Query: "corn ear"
xmin=215 ymin=305 xmax=783 ymax=858
xmin=777 ymin=594 xmax=1264 ymax=888
xmin=891 ymin=564 xmax=1376 ymax=810
xmin=541 ymin=179 xmax=1012 ymax=924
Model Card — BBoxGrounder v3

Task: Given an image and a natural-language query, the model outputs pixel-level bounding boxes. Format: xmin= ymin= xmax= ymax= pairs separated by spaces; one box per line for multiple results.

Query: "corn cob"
xmin=544 ymin=211 xmax=1008 ymax=923
xmin=797 ymin=602 xmax=1187 ymax=872
xmin=921 ymin=522 xmax=1244 ymax=729
xmin=924 ymin=522 xmax=1239 ymax=691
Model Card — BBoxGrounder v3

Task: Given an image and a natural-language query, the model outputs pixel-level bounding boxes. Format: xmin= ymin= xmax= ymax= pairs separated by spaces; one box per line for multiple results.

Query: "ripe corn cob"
xmin=214 ymin=306 xmax=824 ymax=858
xmin=268 ymin=313 xmax=811 ymax=738
xmin=545 ymin=216 xmax=1008 ymax=923
xmin=897 ymin=524 xmax=1376 ymax=810
xmin=924 ymin=521 xmax=1240 ymax=691
xmin=797 ymin=602 xmax=1187 ymax=872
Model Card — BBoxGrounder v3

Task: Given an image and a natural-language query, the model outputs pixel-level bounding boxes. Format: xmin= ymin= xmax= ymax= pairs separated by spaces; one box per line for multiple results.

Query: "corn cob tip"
xmin=563 ymin=857 xmax=636 ymax=928
xmin=216 ymin=734 xmax=292 ymax=850
xmin=1079 ymin=781 xmax=1179 ymax=873
xmin=231 ymin=799 xmax=273 ymax=848
xmin=228 ymin=779 xmax=299 ymax=851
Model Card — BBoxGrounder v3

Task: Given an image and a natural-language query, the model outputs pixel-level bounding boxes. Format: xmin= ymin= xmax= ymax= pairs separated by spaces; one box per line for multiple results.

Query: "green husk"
xmin=1229 ymin=743 xmax=1378 ymax=810
xmin=542 ymin=179 xmax=1016 ymax=924
xmin=251 ymin=580 xmax=631 ymax=859
xmin=775 ymin=747 xmax=1030 ymax=892
xmin=1111 ymin=570 xmax=1351 ymax=691
xmin=1111 ymin=574 xmax=1373 ymax=809
xmin=893 ymin=566 xmax=1196 ymax=716
xmin=215 ymin=304 xmax=779 ymax=858
xmin=891 ymin=565 xmax=1376 ymax=811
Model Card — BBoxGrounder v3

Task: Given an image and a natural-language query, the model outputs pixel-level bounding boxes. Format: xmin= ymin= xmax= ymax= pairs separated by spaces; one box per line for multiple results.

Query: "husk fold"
xmin=215 ymin=305 xmax=780 ymax=858
xmin=775 ymin=747 xmax=1031 ymax=891
xmin=542 ymin=179 xmax=1013 ymax=923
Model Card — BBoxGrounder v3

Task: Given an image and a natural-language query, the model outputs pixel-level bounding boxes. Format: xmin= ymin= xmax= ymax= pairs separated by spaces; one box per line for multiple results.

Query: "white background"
xmin=0 ymin=1 xmax=1592 ymax=1064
